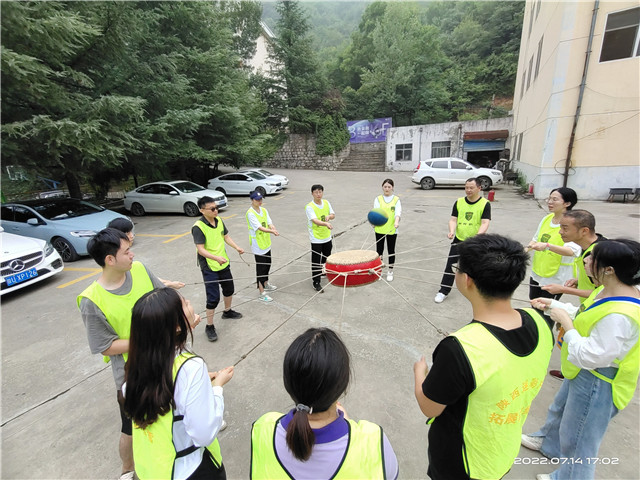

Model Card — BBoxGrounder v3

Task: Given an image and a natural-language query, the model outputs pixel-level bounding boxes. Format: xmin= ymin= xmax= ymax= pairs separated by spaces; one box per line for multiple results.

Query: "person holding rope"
xmin=124 ymin=287 xmax=234 ymax=480
xmin=373 ymin=178 xmax=401 ymax=282
xmin=78 ymin=228 xmax=166 ymax=480
xmin=306 ymin=184 xmax=335 ymax=292
xmin=414 ymin=234 xmax=554 ymax=480
xmin=251 ymin=327 xmax=399 ymax=479
xmin=246 ymin=191 xmax=279 ymax=303
xmin=523 ymin=239 xmax=640 ymax=480
xmin=434 ymin=177 xmax=491 ymax=304
xmin=192 ymin=196 xmax=244 ymax=342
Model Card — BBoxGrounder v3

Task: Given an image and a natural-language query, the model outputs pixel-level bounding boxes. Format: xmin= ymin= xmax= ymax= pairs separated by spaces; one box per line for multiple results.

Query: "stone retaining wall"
xmin=263 ymin=134 xmax=350 ymax=171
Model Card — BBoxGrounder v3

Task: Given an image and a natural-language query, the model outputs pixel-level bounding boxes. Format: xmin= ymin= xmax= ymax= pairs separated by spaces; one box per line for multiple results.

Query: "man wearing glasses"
xmin=413 ymin=234 xmax=553 ymax=480
xmin=192 ymin=196 xmax=244 ymax=342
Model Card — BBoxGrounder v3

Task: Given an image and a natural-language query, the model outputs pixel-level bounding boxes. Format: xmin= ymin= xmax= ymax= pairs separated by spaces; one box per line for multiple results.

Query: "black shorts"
xmin=202 ymin=266 xmax=235 ymax=309
xmin=117 ymin=390 xmax=132 ymax=436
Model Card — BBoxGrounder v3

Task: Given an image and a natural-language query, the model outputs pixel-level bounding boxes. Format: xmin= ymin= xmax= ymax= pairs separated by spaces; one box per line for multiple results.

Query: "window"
xmin=13 ymin=206 xmax=36 ymax=223
xmin=520 ymin=70 xmax=526 ymax=99
xmin=517 ymin=133 xmax=523 ymax=161
xmin=395 ymin=144 xmax=412 ymax=162
xmin=600 ymin=7 xmax=640 ymax=62
xmin=536 ymin=0 xmax=542 ymax=19
xmin=512 ymin=134 xmax=520 ymax=159
xmin=534 ymin=36 xmax=544 ymax=79
xmin=431 ymin=141 xmax=451 ymax=158
xmin=1 ymin=206 xmax=14 ymax=221
xmin=528 ymin=4 xmax=534 ymax=37
xmin=431 ymin=160 xmax=448 ymax=169
xmin=451 ymin=160 xmax=469 ymax=170
xmin=526 ymin=56 xmax=534 ymax=90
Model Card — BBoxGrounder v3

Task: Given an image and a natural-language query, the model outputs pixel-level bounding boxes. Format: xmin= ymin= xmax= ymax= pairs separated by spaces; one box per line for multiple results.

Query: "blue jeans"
xmin=531 ymin=367 xmax=618 ymax=479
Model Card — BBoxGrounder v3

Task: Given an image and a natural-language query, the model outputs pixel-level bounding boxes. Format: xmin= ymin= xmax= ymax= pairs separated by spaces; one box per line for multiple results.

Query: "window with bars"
xmin=431 ymin=141 xmax=451 ymax=158
xmin=395 ymin=144 xmax=412 ymax=162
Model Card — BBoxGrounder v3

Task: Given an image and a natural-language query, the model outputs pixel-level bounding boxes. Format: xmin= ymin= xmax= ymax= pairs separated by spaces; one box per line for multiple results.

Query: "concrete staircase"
xmin=338 ymin=143 xmax=386 ymax=171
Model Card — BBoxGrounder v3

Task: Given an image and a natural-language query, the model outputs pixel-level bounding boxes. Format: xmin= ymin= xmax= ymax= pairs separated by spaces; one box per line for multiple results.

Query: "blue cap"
xmin=250 ymin=191 xmax=263 ymax=200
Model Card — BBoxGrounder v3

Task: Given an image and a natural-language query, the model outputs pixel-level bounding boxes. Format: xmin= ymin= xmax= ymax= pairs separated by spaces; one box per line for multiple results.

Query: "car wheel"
xmin=215 ymin=187 xmax=226 ymax=195
xmin=52 ymin=237 xmax=79 ymax=262
xmin=420 ymin=177 xmax=435 ymax=190
xmin=256 ymin=186 xmax=267 ymax=197
xmin=477 ymin=176 xmax=492 ymax=191
xmin=130 ymin=202 xmax=145 ymax=216
xmin=184 ymin=202 xmax=199 ymax=217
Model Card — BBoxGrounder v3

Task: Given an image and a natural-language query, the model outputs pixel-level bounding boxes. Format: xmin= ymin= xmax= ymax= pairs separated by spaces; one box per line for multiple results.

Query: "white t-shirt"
xmin=373 ymin=195 xmax=402 ymax=232
xmin=531 ymin=217 xmax=581 ymax=286
xmin=247 ymin=206 xmax=273 ymax=255
xmin=306 ymin=200 xmax=335 ymax=244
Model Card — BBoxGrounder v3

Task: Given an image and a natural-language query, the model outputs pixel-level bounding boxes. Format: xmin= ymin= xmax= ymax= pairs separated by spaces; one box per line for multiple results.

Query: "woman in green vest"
xmin=527 ymin=187 xmax=579 ymax=302
xmin=251 ymin=328 xmax=399 ymax=479
xmin=123 ymin=288 xmax=234 ymax=480
xmin=523 ymin=239 xmax=640 ymax=480
xmin=373 ymin=179 xmax=401 ymax=282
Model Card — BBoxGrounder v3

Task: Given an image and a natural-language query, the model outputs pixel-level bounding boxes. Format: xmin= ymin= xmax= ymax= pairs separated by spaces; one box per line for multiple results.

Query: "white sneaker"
xmin=119 ymin=472 xmax=135 ymax=480
xmin=264 ymin=283 xmax=277 ymax=292
xmin=521 ymin=434 xmax=544 ymax=451
xmin=258 ymin=294 xmax=273 ymax=303
xmin=386 ymin=271 xmax=394 ymax=282
xmin=220 ymin=419 xmax=228 ymax=431
xmin=434 ymin=293 xmax=447 ymax=303
xmin=536 ymin=474 xmax=552 ymax=480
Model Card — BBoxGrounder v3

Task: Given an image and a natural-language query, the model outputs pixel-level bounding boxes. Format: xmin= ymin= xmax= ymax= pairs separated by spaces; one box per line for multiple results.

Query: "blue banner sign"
xmin=347 ymin=117 xmax=392 ymax=143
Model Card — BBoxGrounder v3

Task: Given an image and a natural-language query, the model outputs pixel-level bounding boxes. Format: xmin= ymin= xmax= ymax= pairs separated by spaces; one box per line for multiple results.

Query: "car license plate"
xmin=5 ymin=267 xmax=38 ymax=286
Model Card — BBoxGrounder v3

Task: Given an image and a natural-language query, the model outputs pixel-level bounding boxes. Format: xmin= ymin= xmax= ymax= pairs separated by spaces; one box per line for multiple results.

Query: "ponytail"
xmin=285 ymin=404 xmax=315 ymax=461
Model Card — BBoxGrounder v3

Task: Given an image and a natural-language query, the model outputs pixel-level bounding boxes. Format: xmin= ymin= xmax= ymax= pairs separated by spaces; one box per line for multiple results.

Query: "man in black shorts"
xmin=192 ymin=196 xmax=244 ymax=342
xmin=413 ymin=234 xmax=554 ymax=479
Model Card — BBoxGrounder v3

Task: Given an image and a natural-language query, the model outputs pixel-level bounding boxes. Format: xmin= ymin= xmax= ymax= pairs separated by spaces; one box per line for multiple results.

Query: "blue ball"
xmin=368 ymin=208 xmax=389 ymax=226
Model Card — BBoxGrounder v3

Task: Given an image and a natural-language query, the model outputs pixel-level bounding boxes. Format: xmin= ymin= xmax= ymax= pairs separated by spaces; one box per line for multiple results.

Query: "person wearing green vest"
xmin=434 ymin=178 xmax=491 ymax=304
xmin=78 ymin=228 xmax=166 ymax=480
xmin=414 ymin=234 xmax=554 ymax=480
xmin=192 ymin=196 xmax=244 ymax=342
xmin=527 ymin=187 xmax=579 ymax=302
xmin=539 ymin=210 xmax=606 ymax=302
xmin=373 ymin=179 xmax=402 ymax=282
xmin=246 ymin=191 xmax=279 ymax=303
xmin=123 ymin=288 xmax=234 ymax=480
xmin=305 ymin=184 xmax=336 ymax=292
xmin=524 ymin=239 xmax=640 ymax=480
xmin=251 ymin=327 xmax=398 ymax=479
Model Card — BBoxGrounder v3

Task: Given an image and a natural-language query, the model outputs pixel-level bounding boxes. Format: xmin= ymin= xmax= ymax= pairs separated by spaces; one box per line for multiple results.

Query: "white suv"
xmin=411 ymin=157 xmax=503 ymax=190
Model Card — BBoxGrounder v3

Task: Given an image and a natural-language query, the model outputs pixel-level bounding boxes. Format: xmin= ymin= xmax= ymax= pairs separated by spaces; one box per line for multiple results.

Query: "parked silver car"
xmin=208 ymin=172 xmax=283 ymax=196
xmin=239 ymin=168 xmax=289 ymax=188
xmin=411 ymin=157 xmax=503 ymax=190
xmin=124 ymin=180 xmax=227 ymax=217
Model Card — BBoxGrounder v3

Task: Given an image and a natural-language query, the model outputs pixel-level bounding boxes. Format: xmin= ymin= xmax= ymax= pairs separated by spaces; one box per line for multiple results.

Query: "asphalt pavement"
xmin=2 ymin=169 xmax=639 ymax=479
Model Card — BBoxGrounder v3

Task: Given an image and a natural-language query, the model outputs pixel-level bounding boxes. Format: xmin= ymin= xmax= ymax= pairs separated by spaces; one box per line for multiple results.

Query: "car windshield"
xmin=172 ymin=181 xmax=205 ymax=193
xmin=258 ymin=169 xmax=273 ymax=176
xmin=247 ymin=172 xmax=265 ymax=180
xmin=31 ymin=199 xmax=103 ymax=220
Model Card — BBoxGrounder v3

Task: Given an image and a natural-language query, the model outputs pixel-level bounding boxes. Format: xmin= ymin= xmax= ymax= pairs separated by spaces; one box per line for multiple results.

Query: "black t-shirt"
xmin=451 ymin=197 xmax=491 ymax=243
xmin=191 ymin=216 xmax=228 ymax=271
xmin=421 ymin=310 xmax=553 ymax=480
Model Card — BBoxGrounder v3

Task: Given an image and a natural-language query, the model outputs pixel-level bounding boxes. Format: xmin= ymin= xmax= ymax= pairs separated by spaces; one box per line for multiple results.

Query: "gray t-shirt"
xmin=79 ymin=265 xmax=164 ymax=389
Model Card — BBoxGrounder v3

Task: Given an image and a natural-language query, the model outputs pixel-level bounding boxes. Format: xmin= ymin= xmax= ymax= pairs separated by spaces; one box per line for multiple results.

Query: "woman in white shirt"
xmin=373 ymin=179 xmax=401 ymax=282
xmin=523 ymin=239 xmax=640 ymax=480
xmin=124 ymin=288 xmax=234 ymax=480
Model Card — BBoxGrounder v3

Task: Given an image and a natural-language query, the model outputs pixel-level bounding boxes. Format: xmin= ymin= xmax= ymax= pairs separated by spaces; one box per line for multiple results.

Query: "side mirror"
xmin=27 ymin=218 xmax=41 ymax=226
xmin=466 ymin=166 xmax=473 ymax=170
xmin=169 ymin=191 xmax=179 ymax=195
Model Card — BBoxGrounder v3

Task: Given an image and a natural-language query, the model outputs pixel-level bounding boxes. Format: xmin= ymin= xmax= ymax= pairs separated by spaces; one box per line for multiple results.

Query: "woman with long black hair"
xmin=124 ymin=288 xmax=234 ymax=480
xmin=251 ymin=327 xmax=398 ymax=479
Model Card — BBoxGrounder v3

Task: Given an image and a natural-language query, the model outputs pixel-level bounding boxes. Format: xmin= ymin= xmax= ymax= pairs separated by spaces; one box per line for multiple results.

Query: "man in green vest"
xmin=540 ymin=209 xmax=606 ymax=302
xmin=434 ymin=177 xmax=491 ymax=303
xmin=78 ymin=228 xmax=167 ymax=480
xmin=414 ymin=234 xmax=554 ymax=480
xmin=305 ymin=184 xmax=336 ymax=292
xmin=192 ymin=196 xmax=244 ymax=342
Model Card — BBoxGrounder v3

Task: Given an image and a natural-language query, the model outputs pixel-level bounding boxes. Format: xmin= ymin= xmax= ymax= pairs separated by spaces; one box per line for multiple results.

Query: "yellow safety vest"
xmin=455 ymin=197 xmax=488 ymax=241
xmin=561 ymin=287 xmax=640 ymax=410
xmin=251 ymin=412 xmax=385 ymax=480
xmin=575 ymin=242 xmax=597 ymax=302
xmin=194 ymin=219 xmax=229 ymax=272
xmin=307 ymin=200 xmax=331 ymax=240
xmin=374 ymin=195 xmax=399 ymax=235
xmin=451 ymin=309 xmax=553 ymax=479
xmin=77 ymin=261 xmax=154 ymax=363
xmin=531 ymin=214 xmax=566 ymax=278
xmin=246 ymin=207 xmax=271 ymax=251
xmin=132 ymin=353 xmax=223 ymax=480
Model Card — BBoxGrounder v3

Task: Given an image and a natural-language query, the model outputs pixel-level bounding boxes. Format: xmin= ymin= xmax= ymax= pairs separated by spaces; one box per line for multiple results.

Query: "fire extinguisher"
xmin=488 ymin=189 xmax=495 ymax=202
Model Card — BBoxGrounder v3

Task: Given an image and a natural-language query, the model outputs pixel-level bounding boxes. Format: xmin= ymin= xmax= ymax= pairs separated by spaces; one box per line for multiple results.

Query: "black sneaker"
xmin=313 ymin=283 xmax=323 ymax=293
xmin=205 ymin=324 xmax=218 ymax=342
xmin=221 ymin=309 xmax=243 ymax=319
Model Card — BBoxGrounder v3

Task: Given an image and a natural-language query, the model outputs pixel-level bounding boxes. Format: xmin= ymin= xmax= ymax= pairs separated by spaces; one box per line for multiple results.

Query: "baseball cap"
xmin=250 ymin=191 xmax=263 ymax=200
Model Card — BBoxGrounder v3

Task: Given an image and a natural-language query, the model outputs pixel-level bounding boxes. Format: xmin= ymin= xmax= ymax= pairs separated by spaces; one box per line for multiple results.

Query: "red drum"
xmin=325 ymin=250 xmax=382 ymax=287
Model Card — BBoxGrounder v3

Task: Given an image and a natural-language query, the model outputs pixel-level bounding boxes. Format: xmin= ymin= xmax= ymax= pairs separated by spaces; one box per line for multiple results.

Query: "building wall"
xmin=386 ymin=117 xmax=512 ymax=171
xmin=512 ymin=0 xmax=640 ymax=199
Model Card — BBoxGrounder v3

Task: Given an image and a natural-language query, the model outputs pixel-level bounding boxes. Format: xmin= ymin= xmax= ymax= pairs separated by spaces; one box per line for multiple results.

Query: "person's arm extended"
xmin=447 ymin=216 xmax=457 ymax=239
xmin=413 ymin=356 xmax=446 ymax=418
xmin=478 ymin=218 xmax=490 ymax=234
xmin=542 ymin=284 xmax=592 ymax=298
xmin=528 ymin=242 xmax=574 ymax=256
xmin=223 ymin=234 xmax=245 ymax=255
xmin=196 ymin=243 xmax=228 ymax=266
xmin=102 ymin=338 xmax=129 ymax=356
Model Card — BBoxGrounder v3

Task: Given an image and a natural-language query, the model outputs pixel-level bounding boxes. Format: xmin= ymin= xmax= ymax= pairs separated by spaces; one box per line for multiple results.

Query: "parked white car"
xmin=1 ymin=227 xmax=64 ymax=295
xmin=208 ymin=172 xmax=283 ymax=196
xmin=411 ymin=157 xmax=503 ymax=190
xmin=124 ymin=180 xmax=227 ymax=217
xmin=239 ymin=168 xmax=289 ymax=188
